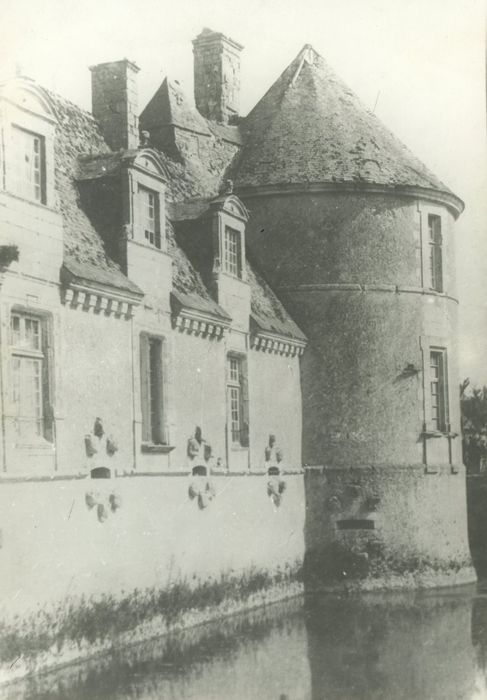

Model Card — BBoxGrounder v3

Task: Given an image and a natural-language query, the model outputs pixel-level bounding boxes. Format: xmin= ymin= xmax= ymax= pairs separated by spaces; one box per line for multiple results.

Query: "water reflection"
xmin=306 ymin=589 xmax=477 ymax=700
xmin=5 ymin=584 xmax=487 ymax=700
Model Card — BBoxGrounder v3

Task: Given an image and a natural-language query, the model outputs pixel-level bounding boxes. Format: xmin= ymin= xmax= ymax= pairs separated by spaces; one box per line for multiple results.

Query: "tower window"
xmin=430 ymin=349 xmax=449 ymax=432
xmin=223 ymin=226 xmax=242 ymax=278
xmin=428 ymin=215 xmax=443 ymax=292
xmin=11 ymin=126 xmax=46 ymax=204
xmin=139 ymin=186 xmax=161 ymax=249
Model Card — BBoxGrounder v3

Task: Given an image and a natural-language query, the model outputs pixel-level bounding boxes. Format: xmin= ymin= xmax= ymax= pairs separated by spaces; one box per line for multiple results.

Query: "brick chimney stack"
xmin=192 ymin=28 xmax=243 ymax=124
xmin=89 ymin=59 xmax=140 ymax=151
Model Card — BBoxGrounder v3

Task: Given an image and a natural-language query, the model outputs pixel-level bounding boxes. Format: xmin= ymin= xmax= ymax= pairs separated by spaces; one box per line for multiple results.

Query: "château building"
xmin=0 ymin=27 xmax=475 ymax=679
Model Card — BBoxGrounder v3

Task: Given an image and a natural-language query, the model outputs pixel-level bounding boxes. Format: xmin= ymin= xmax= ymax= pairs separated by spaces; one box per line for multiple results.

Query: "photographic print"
xmin=0 ymin=1 xmax=486 ymax=698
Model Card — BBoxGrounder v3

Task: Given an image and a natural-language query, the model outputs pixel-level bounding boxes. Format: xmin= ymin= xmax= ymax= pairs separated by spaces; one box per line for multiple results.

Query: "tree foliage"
xmin=460 ymin=379 xmax=487 ymax=472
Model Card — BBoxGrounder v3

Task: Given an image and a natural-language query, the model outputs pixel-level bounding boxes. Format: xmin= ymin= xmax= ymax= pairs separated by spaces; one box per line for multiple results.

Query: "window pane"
xmin=230 ymin=386 xmax=241 ymax=442
xmin=25 ymin=318 xmax=40 ymax=350
xmin=12 ymin=356 xmax=43 ymax=438
xmin=428 ymin=215 xmax=443 ymax=292
xmin=141 ymin=335 xmax=165 ymax=445
xmin=11 ymin=315 xmax=21 ymax=346
xmin=229 ymin=357 xmax=239 ymax=383
xmin=430 ymin=350 xmax=448 ymax=431
xmin=224 ymin=227 xmax=241 ymax=277
xmin=12 ymin=127 xmax=44 ymax=203
xmin=139 ymin=187 xmax=160 ymax=249
xmin=148 ymin=338 xmax=162 ymax=443
xmin=10 ymin=313 xmax=48 ymax=441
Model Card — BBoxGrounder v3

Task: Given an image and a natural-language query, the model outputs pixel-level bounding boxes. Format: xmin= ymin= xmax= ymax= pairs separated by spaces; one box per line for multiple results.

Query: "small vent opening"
xmin=336 ymin=519 xmax=375 ymax=530
xmin=90 ymin=467 xmax=111 ymax=479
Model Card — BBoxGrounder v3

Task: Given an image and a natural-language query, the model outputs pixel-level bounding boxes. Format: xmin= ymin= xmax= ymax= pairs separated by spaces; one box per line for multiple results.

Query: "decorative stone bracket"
xmin=85 ymin=489 xmax=122 ymax=523
xmin=62 ymin=285 xmax=138 ymax=319
xmin=188 ymin=475 xmax=216 ymax=510
xmin=0 ymin=245 xmax=19 ymax=269
xmin=250 ymin=332 xmax=306 ymax=357
xmin=172 ymin=310 xmax=229 ymax=339
xmin=267 ymin=472 xmax=287 ymax=508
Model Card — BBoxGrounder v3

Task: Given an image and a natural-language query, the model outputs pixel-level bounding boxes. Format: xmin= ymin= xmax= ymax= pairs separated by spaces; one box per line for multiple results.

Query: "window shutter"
xmin=240 ymin=359 xmax=249 ymax=447
xmin=41 ymin=320 xmax=53 ymax=442
xmin=435 ymin=243 xmax=443 ymax=293
xmin=140 ymin=334 xmax=151 ymax=442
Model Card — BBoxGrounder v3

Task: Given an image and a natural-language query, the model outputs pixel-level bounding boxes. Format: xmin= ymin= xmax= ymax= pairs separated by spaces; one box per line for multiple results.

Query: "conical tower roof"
xmin=235 ymin=45 xmax=462 ymax=211
xmin=140 ymin=77 xmax=211 ymax=136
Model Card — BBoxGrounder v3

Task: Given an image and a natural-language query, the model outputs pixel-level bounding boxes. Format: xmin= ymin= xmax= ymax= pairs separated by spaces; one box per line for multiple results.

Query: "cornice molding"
xmin=236 ymin=182 xmax=464 ymax=218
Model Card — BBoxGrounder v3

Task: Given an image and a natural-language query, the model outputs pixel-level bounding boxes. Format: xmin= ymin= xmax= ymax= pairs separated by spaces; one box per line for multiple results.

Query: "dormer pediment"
xmin=210 ymin=193 xmax=249 ymax=223
xmin=0 ymin=78 xmax=56 ymax=123
xmin=132 ymin=149 xmax=168 ymax=182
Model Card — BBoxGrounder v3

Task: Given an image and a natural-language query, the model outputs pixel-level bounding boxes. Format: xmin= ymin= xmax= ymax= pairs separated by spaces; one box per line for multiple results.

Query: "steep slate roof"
xmin=46 ymin=89 xmax=142 ymax=295
xmin=45 ymin=88 xmax=224 ymax=303
xmin=248 ymin=265 xmax=306 ymax=342
xmin=235 ymin=45 xmax=456 ymax=198
xmin=166 ymin=218 xmax=230 ymax=320
xmin=140 ymin=77 xmax=211 ymax=136
xmin=167 ymin=198 xmax=305 ymax=341
xmin=41 ymin=74 xmax=305 ymax=341
xmin=140 ymin=78 xmax=241 ymax=200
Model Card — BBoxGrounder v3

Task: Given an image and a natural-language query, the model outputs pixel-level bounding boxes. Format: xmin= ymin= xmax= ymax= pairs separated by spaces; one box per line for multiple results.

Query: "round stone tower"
xmin=234 ymin=46 xmax=475 ymax=589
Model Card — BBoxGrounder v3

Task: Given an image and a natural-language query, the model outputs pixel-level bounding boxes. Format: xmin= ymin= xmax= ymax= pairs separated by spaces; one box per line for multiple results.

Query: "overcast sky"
xmin=2 ymin=0 xmax=486 ymax=381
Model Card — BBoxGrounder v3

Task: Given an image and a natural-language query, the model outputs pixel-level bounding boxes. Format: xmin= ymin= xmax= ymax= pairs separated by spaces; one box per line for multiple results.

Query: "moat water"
xmin=5 ymin=581 xmax=487 ymax=700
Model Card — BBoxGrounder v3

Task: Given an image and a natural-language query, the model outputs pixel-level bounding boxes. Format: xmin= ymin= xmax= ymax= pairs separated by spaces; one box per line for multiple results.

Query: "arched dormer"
xmin=125 ymin=148 xmax=167 ymax=252
xmin=209 ymin=192 xmax=249 ymax=281
xmin=0 ymin=78 xmax=57 ymax=207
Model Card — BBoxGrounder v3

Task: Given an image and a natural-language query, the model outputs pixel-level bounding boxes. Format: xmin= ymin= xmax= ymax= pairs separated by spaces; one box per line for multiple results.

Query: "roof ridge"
xmin=290 ymin=44 xmax=321 ymax=87
xmin=243 ymin=48 xmax=304 ymax=123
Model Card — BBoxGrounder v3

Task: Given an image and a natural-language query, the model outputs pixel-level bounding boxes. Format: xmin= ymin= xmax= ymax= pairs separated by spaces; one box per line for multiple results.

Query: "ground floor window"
xmin=140 ymin=334 xmax=166 ymax=444
xmin=10 ymin=311 xmax=52 ymax=442
xmin=226 ymin=354 xmax=249 ymax=447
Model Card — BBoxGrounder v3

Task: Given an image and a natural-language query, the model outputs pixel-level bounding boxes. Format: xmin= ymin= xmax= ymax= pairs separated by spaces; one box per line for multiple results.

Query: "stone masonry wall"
xmin=241 ymin=189 xmax=473 ymax=587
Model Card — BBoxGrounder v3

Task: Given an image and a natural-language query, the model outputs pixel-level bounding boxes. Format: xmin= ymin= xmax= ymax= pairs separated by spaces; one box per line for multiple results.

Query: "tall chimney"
xmin=192 ymin=28 xmax=243 ymax=124
xmin=89 ymin=59 xmax=140 ymax=151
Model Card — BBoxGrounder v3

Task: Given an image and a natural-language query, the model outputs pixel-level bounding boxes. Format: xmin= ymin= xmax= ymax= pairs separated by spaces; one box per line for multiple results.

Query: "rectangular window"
xmin=226 ymin=355 xmax=249 ymax=446
xmin=140 ymin=335 xmax=165 ymax=444
xmin=12 ymin=126 xmax=46 ymax=203
xmin=10 ymin=312 xmax=51 ymax=441
xmin=224 ymin=226 xmax=242 ymax=278
xmin=428 ymin=215 xmax=443 ymax=292
xmin=430 ymin=349 xmax=449 ymax=431
xmin=139 ymin=186 xmax=161 ymax=249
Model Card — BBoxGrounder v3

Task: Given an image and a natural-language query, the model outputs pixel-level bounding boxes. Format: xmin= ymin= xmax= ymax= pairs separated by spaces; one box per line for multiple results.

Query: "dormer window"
xmin=0 ymin=80 xmax=57 ymax=208
xmin=224 ymin=225 xmax=242 ymax=278
xmin=122 ymin=150 xmax=166 ymax=254
xmin=139 ymin=185 xmax=161 ymax=249
xmin=12 ymin=126 xmax=46 ymax=204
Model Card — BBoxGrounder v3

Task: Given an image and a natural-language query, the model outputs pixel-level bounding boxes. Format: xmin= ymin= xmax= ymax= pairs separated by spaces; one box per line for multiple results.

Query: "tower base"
xmin=303 ymin=465 xmax=476 ymax=591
